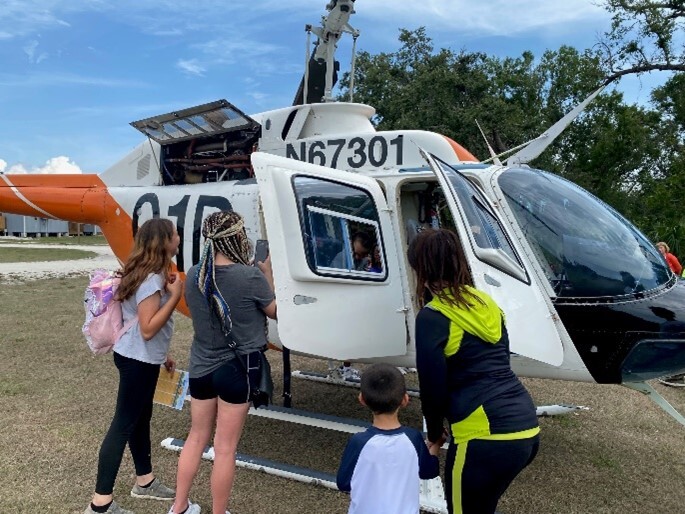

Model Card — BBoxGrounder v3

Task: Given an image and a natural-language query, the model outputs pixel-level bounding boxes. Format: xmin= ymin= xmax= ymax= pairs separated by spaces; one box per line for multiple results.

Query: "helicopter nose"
xmin=555 ymin=278 xmax=685 ymax=384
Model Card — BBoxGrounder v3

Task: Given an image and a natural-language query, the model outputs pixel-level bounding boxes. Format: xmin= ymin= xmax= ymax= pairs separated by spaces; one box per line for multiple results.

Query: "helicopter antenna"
xmin=475 ymin=120 xmax=503 ymax=166
xmin=348 ymin=32 xmax=359 ymax=102
xmin=481 ymin=135 xmax=545 ymax=164
xmin=506 ymin=85 xmax=605 ymax=166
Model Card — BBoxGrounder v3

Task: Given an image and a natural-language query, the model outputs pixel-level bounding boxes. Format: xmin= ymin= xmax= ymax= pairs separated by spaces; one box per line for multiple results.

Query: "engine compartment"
xmin=130 ymin=99 xmax=261 ymax=185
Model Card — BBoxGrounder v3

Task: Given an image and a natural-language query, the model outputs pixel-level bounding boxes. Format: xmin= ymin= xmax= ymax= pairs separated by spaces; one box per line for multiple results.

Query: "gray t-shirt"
xmin=185 ymin=263 xmax=275 ymax=378
xmin=114 ymin=273 xmax=174 ymax=365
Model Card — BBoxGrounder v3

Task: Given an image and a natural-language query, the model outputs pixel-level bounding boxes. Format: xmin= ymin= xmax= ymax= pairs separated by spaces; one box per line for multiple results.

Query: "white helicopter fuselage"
xmin=96 ymin=100 xmax=595 ymax=383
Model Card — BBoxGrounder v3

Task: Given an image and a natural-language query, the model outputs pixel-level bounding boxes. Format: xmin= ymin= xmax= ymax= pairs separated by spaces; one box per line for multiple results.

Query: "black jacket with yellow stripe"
xmin=415 ymin=286 xmax=539 ymax=444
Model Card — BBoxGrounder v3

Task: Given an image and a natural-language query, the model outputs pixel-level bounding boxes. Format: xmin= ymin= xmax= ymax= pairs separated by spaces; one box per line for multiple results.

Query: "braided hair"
xmin=196 ymin=211 xmax=253 ymax=336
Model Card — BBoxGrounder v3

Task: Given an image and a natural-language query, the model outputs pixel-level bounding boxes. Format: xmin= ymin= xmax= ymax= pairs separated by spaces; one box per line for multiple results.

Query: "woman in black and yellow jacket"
xmin=408 ymin=228 xmax=539 ymax=514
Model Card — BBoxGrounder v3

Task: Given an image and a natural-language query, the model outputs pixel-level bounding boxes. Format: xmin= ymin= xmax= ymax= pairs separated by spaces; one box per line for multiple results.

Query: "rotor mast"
xmin=293 ymin=0 xmax=359 ymax=105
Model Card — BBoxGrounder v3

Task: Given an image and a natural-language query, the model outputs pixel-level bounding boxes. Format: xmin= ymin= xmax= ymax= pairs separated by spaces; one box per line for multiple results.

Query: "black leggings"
xmin=445 ymin=435 xmax=540 ymax=514
xmin=95 ymin=352 xmax=161 ymax=495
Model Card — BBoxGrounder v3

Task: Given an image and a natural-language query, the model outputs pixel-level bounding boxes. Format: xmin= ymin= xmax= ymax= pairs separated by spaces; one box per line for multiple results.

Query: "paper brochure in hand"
xmin=154 ymin=368 xmax=189 ymax=410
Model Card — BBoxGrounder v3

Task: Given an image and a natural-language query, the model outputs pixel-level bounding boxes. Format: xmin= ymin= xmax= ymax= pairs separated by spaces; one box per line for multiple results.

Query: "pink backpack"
xmin=82 ymin=269 xmax=137 ymax=355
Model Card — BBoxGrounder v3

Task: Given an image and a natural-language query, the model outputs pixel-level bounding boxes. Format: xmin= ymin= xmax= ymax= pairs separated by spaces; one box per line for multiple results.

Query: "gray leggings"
xmin=95 ymin=352 xmax=160 ymax=495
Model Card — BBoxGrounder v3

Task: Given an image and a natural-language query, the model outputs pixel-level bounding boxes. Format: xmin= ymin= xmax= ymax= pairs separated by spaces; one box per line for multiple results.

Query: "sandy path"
xmin=0 ymin=243 xmax=119 ymax=282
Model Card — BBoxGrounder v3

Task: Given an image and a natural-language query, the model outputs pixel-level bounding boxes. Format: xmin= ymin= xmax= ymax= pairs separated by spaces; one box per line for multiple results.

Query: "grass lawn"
xmin=0 ymin=247 xmax=97 ymax=263
xmin=0 ymin=277 xmax=684 ymax=513
xmin=0 ymin=235 xmax=108 ymax=245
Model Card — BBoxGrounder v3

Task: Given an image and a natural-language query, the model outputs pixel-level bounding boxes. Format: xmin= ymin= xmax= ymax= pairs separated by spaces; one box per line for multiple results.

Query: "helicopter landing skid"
xmin=161 ymin=404 xmax=449 ymax=514
xmin=292 ymin=369 xmax=421 ymax=397
xmin=292 ymin=370 xmax=589 ymax=417
xmin=657 ymin=374 xmax=685 ymax=388
xmin=624 ymin=381 xmax=685 ymax=426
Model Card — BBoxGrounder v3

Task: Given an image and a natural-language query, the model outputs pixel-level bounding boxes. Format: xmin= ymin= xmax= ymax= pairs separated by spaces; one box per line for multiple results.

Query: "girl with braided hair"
xmin=170 ymin=211 xmax=276 ymax=514
xmin=408 ymin=228 xmax=539 ymax=514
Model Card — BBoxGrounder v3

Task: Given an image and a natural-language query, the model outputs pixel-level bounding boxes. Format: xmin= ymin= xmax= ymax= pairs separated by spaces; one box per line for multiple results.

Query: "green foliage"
xmin=601 ymin=0 xmax=685 ymax=81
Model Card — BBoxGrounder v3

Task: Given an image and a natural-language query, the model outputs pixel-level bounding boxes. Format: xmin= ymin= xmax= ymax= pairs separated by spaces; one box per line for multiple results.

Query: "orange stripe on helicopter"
xmin=443 ymin=136 xmax=478 ymax=162
xmin=0 ymin=172 xmax=191 ymax=315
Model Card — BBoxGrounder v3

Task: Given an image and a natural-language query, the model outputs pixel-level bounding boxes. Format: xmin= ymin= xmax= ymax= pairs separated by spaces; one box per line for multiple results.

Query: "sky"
xmin=0 ymin=0 xmax=671 ymax=174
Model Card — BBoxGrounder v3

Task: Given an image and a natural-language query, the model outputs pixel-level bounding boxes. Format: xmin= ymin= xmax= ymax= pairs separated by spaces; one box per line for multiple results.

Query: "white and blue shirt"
xmin=337 ymin=426 xmax=440 ymax=514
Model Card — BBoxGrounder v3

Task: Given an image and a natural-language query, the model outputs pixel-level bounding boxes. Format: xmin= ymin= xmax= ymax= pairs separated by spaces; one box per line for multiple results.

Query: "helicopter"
xmin=1 ymin=0 xmax=684 ymax=429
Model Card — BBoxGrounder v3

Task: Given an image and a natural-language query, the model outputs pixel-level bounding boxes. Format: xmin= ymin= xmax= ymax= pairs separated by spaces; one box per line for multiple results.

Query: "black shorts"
xmin=189 ymin=354 xmax=260 ymax=404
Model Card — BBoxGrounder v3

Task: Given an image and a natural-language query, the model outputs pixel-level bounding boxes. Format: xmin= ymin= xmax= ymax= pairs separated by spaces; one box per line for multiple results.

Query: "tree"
xmin=631 ymin=73 xmax=685 ymax=253
xmin=600 ymin=0 xmax=685 ymax=83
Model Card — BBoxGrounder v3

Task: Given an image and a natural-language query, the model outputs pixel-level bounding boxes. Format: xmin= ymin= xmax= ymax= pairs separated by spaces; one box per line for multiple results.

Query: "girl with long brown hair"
xmin=408 ymin=228 xmax=539 ymax=514
xmin=85 ymin=218 xmax=183 ymax=514
xmin=170 ymin=211 xmax=276 ymax=514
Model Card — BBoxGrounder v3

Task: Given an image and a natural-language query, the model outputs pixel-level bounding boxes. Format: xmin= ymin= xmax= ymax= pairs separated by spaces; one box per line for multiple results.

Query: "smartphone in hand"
xmin=255 ymin=239 xmax=269 ymax=264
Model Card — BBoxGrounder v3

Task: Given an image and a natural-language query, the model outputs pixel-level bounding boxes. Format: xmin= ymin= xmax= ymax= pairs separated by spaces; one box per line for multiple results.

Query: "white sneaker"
xmin=168 ymin=500 xmax=201 ymax=514
xmin=340 ymin=365 xmax=361 ymax=381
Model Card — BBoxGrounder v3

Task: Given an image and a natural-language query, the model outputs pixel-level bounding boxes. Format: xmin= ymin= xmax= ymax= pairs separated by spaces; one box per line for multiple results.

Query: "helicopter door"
xmin=251 ymin=152 xmax=407 ymax=360
xmin=423 ymin=152 xmax=564 ymax=366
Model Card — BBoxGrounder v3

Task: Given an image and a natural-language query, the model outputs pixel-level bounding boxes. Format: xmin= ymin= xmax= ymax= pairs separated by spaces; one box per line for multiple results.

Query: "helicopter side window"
xmin=292 ymin=176 xmax=386 ymax=280
xmin=432 ymin=159 xmax=527 ymax=281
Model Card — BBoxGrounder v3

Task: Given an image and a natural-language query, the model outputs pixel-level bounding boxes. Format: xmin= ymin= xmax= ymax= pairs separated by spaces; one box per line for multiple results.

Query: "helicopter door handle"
xmin=293 ymin=295 xmax=317 ymax=305
xmin=484 ymin=274 xmax=501 ymax=287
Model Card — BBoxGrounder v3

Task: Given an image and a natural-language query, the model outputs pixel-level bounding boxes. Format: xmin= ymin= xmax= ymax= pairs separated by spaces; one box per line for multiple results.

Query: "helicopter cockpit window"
xmin=292 ymin=176 xmax=386 ymax=280
xmin=432 ymin=159 xmax=526 ymax=280
xmin=498 ymin=168 xmax=671 ymax=298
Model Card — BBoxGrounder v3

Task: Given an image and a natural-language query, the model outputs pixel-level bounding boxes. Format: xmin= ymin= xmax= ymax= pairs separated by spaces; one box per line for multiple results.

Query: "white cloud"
xmin=0 ymin=0 xmax=292 ymax=39
xmin=176 ymin=59 xmax=206 ymax=76
xmin=23 ymin=40 xmax=38 ymax=59
xmin=39 ymin=156 xmax=83 ymax=174
xmin=176 ymin=38 xmax=287 ymax=78
xmin=194 ymin=38 xmax=282 ymax=61
xmin=1 ymin=156 xmax=83 ymax=174
xmin=23 ymin=40 xmax=49 ymax=64
xmin=0 ymin=0 xmax=72 ymax=39
xmin=0 ymin=0 xmax=609 ymax=41
xmin=248 ymin=91 xmax=270 ymax=105
xmin=356 ymin=0 xmax=608 ymax=37
xmin=0 ymin=72 xmax=149 ymax=88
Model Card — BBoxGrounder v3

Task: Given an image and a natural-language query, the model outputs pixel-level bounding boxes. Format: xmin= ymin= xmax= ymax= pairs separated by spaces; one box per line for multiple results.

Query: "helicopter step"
xmin=292 ymin=369 xmax=421 ymax=397
xmin=247 ymin=404 xmax=370 ymax=433
xmin=161 ymin=404 xmax=449 ymax=514
xmin=291 ymin=370 xmax=590 ymax=417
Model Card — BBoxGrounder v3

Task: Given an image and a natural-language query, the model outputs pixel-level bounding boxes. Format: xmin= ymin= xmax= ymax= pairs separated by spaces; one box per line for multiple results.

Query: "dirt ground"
xmin=1 ymin=276 xmax=684 ymax=514
xmin=0 ymin=239 xmax=117 ymax=282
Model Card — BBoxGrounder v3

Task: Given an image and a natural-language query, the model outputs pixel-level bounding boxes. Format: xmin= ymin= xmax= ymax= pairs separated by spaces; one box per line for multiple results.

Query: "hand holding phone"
xmin=255 ymin=239 xmax=269 ymax=264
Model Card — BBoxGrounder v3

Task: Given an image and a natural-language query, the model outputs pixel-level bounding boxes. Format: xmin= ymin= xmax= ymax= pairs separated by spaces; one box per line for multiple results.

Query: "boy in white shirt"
xmin=337 ymin=364 xmax=444 ymax=514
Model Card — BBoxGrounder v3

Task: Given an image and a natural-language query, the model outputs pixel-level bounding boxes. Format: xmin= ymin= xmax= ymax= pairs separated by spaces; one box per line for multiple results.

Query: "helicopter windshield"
xmin=498 ymin=168 xmax=670 ymax=299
